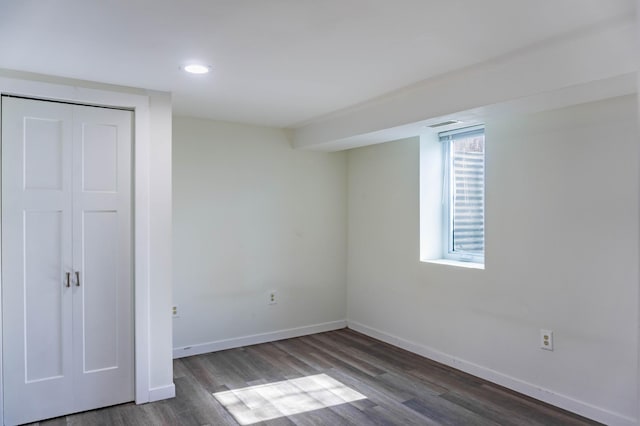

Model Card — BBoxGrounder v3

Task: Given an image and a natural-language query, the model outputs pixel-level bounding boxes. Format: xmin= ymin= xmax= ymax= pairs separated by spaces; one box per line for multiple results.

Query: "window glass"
xmin=441 ymin=126 xmax=484 ymax=263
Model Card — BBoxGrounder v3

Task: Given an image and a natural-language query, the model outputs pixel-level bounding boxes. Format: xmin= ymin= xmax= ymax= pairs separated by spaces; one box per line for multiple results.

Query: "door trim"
xmin=0 ymin=77 xmax=153 ymax=423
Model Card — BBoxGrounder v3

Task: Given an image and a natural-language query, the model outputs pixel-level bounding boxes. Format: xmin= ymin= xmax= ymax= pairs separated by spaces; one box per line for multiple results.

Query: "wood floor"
xmin=32 ymin=328 xmax=600 ymax=426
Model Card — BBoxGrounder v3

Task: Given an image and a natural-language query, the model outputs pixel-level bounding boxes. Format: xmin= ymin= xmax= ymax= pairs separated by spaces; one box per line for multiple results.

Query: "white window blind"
xmin=441 ymin=126 xmax=485 ymax=262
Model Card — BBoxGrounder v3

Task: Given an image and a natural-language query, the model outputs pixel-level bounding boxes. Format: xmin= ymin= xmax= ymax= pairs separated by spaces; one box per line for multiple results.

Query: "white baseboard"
xmin=148 ymin=383 xmax=176 ymax=402
xmin=347 ymin=320 xmax=637 ymax=426
xmin=173 ymin=320 xmax=347 ymax=359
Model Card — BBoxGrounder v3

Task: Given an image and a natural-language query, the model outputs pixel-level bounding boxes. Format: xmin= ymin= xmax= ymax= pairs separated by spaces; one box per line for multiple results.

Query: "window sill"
xmin=421 ymin=258 xmax=484 ymax=270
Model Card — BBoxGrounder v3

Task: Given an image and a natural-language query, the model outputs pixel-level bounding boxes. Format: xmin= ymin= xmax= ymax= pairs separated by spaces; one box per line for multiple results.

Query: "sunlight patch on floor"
xmin=212 ymin=373 xmax=367 ymax=425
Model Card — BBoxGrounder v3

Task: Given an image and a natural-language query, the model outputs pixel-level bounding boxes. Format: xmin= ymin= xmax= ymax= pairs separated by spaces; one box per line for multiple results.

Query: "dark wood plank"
xmin=404 ymin=396 xmax=500 ymax=426
xmin=28 ymin=328 xmax=602 ymax=426
xmin=324 ymin=368 xmax=443 ymax=426
xmin=245 ymin=342 xmax=318 ymax=378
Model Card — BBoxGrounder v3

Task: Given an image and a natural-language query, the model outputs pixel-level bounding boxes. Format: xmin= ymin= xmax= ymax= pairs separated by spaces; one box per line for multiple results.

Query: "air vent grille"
xmin=428 ymin=120 xmax=461 ymax=128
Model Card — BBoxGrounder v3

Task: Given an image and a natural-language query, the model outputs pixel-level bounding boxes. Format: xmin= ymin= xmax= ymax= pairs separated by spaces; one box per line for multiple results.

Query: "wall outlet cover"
xmin=540 ymin=329 xmax=553 ymax=351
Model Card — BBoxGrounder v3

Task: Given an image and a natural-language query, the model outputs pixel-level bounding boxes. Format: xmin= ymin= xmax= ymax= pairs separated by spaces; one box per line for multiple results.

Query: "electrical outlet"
xmin=269 ymin=291 xmax=277 ymax=305
xmin=172 ymin=306 xmax=179 ymax=318
xmin=540 ymin=329 xmax=553 ymax=351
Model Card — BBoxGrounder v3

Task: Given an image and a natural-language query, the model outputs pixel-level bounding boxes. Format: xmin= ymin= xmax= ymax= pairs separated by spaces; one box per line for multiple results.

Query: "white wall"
xmin=347 ymin=95 xmax=639 ymax=425
xmin=172 ymin=117 xmax=347 ymax=356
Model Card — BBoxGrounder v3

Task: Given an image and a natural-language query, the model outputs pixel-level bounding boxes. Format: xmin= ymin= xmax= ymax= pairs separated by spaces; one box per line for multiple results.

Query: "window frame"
xmin=441 ymin=125 xmax=485 ymax=264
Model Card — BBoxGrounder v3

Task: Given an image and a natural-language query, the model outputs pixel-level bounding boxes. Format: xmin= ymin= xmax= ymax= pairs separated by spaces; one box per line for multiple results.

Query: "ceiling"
xmin=0 ymin=0 xmax=635 ymax=128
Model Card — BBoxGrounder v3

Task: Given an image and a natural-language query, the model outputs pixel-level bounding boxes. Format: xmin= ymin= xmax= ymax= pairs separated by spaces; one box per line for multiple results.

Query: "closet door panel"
xmin=1 ymin=97 xmax=74 ymax=425
xmin=2 ymin=97 xmax=134 ymax=423
xmin=82 ymin=210 xmax=119 ymax=372
xmin=24 ymin=117 xmax=64 ymax=190
xmin=81 ymin=122 xmax=118 ymax=192
xmin=72 ymin=105 xmax=133 ymax=411
xmin=24 ymin=210 xmax=65 ymax=381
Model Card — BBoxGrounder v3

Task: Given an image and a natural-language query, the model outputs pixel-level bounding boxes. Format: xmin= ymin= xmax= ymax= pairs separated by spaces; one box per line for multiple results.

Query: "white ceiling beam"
xmin=293 ymin=17 xmax=638 ymax=151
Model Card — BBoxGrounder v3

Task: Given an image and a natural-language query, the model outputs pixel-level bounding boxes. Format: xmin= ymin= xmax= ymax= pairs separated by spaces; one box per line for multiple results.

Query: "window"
xmin=440 ymin=125 xmax=485 ymax=263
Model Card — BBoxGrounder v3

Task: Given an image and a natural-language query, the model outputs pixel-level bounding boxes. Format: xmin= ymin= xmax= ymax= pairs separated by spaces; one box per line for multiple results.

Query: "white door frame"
xmin=0 ymin=77 xmax=153 ymax=424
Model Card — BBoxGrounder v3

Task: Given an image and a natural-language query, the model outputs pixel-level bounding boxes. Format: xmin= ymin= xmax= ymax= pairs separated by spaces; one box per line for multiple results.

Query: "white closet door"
xmin=2 ymin=97 xmax=75 ymax=425
xmin=71 ymin=105 xmax=133 ymax=412
xmin=2 ymin=97 xmax=134 ymax=424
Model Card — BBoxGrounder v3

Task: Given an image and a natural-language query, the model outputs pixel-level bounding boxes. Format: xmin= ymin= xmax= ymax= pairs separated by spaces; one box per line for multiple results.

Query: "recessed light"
xmin=183 ymin=64 xmax=211 ymax=74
